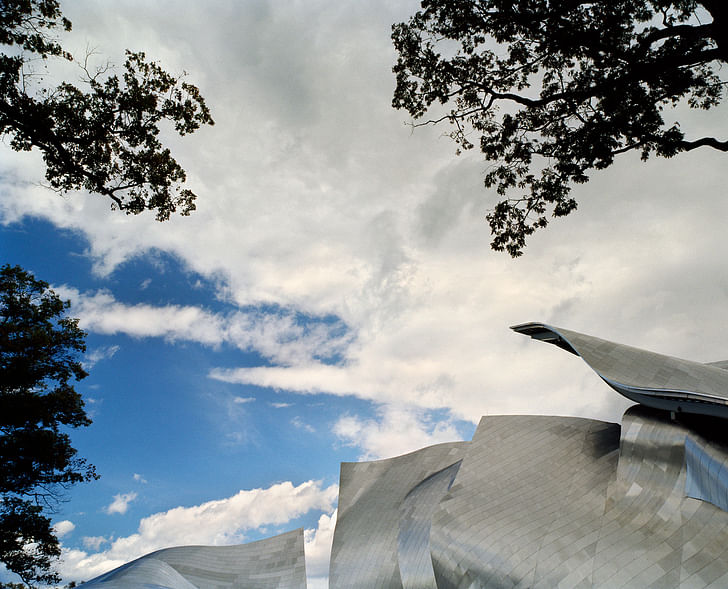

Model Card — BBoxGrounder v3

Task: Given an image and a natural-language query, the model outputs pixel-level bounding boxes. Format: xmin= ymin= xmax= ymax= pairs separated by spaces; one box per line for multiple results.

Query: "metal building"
xmin=81 ymin=528 xmax=306 ymax=589
xmin=330 ymin=324 xmax=728 ymax=588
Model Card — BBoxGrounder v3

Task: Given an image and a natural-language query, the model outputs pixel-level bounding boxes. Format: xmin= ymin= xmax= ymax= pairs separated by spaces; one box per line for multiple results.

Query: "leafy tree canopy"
xmin=393 ymin=0 xmax=728 ymax=256
xmin=0 ymin=0 xmax=214 ymax=221
xmin=0 ymin=264 xmax=95 ymax=587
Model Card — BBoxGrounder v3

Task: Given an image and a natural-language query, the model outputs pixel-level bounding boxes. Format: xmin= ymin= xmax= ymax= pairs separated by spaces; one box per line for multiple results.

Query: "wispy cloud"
xmin=56 ymin=287 xmax=352 ymax=368
xmin=83 ymin=536 xmax=109 ymax=551
xmin=83 ymin=344 xmax=121 ymax=370
xmin=105 ymin=492 xmax=138 ymax=515
xmin=1 ymin=0 xmax=726 ymax=433
xmin=334 ymin=405 xmax=466 ymax=460
xmin=291 ymin=416 xmax=315 ymax=433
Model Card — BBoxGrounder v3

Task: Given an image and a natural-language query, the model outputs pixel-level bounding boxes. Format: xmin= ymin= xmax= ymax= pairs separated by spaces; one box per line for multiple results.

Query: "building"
xmin=81 ymin=528 xmax=306 ymax=589
xmin=329 ymin=323 xmax=728 ymax=588
xmin=511 ymin=322 xmax=728 ymax=419
xmin=82 ymin=323 xmax=728 ymax=588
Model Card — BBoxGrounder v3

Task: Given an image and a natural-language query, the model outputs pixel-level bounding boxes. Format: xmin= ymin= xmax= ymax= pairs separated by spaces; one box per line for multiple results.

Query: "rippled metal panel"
xmin=84 ymin=558 xmax=199 ymax=589
xmin=398 ymin=461 xmax=461 ymax=589
xmin=512 ymin=322 xmax=728 ymax=418
xmin=430 ymin=415 xmax=621 ymax=588
xmin=329 ymin=442 xmax=465 ymax=589
xmin=684 ymin=429 xmax=728 ymax=514
xmin=82 ymin=528 xmax=307 ymax=589
xmin=330 ymin=406 xmax=728 ymax=588
xmin=591 ymin=406 xmax=728 ymax=587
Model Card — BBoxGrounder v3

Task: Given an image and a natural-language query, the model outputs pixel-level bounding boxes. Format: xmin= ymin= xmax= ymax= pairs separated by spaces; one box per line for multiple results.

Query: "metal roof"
xmin=512 ymin=322 xmax=728 ymax=418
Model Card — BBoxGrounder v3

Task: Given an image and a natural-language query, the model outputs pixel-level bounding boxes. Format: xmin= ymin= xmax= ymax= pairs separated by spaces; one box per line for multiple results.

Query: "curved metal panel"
xmin=685 ymin=434 xmax=728 ymax=513
xmin=328 ymin=409 xmax=728 ymax=587
xmin=329 ymin=442 xmax=466 ymax=589
xmin=82 ymin=559 xmax=198 ymax=589
xmin=430 ymin=415 xmax=621 ymax=588
xmin=512 ymin=322 xmax=728 ymax=418
xmin=397 ymin=460 xmax=461 ymax=589
xmin=82 ymin=528 xmax=307 ymax=589
xmin=590 ymin=405 xmax=728 ymax=587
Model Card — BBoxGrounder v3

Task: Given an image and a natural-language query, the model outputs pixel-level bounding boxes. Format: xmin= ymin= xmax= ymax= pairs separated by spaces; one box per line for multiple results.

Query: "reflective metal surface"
xmin=430 ymin=415 xmax=621 ymax=589
xmin=329 ymin=442 xmax=465 ymax=588
xmin=330 ymin=408 xmax=728 ymax=588
xmin=512 ymin=322 xmax=728 ymax=418
xmin=685 ymin=429 xmax=728 ymax=513
xmin=398 ymin=460 xmax=461 ymax=588
xmin=82 ymin=528 xmax=307 ymax=589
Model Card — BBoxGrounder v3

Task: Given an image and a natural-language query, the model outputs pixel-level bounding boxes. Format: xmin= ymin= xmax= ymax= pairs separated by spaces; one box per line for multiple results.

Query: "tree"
xmin=1 ymin=0 xmax=214 ymax=221
xmin=392 ymin=0 xmax=728 ymax=256
xmin=0 ymin=265 xmax=96 ymax=587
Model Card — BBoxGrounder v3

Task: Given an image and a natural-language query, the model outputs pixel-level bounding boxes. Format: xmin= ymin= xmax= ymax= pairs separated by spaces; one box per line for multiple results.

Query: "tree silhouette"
xmin=0 ymin=265 xmax=96 ymax=587
xmin=1 ymin=0 xmax=213 ymax=221
xmin=393 ymin=0 xmax=728 ymax=255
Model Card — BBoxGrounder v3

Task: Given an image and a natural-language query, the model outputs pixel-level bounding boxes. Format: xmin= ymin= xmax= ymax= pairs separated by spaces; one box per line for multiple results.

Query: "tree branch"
xmin=677 ymin=136 xmax=728 ymax=151
xmin=639 ymin=23 xmax=715 ymax=47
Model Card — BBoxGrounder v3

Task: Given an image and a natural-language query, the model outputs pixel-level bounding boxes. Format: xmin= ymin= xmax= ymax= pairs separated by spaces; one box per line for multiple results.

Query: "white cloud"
xmin=54 ymin=520 xmax=75 ymax=538
xmin=105 ymin=492 xmax=138 ymax=515
xmin=55 ymin=287 xmax=351 ymax=368
xmin=334 ymin=405 xmax=466 ymax=461
xmin=291 ymin=416 xmax=316 ymax=433
xmin=59 ymin=480 xmax=338 ymax=582
xmin=83 ymin=536 xmax=109 ymax=551
xmin=270 ymin=402 xmax=292 ymax=408
xmin=2 ymin=0 xmax=727 ymax=460
xmin=83 ymin=344 xmax=121 ymax=370
xmin=233 ymin=396 xmax=255 ymax=404
xmin=304 ymin=509 xmax=337 ymax=588
xmin=133 ymin=474 xmax=148 ymax=484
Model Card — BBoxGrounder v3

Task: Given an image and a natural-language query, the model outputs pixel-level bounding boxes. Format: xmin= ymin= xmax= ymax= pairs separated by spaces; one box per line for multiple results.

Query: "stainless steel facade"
xmin=82 ymin=528 xmax=306 ymax=589
xmin=330 ymin=410 xmax=728 ymax=588
xmin=330 ymin=442 xmax=465 ymax=588
xmin=329 ymin=323 xmax=728 ymax=588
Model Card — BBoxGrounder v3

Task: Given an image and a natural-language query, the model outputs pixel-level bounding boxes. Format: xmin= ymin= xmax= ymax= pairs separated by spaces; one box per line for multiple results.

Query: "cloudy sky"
xmin=2 ymin=1 xmax=727 ymax=587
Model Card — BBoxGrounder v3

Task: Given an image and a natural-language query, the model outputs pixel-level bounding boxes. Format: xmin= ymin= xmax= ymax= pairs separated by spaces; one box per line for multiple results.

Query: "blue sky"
xmin=2 ymin=1 xmax=728 ymax=588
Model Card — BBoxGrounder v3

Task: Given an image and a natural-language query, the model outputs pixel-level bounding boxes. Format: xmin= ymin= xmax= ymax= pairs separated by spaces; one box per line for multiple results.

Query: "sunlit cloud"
xmin=105 ymin=492 xmax=138 ymax=515
xmin=54 ymin=520 xmax=76 ymax=538
xmin=304 ymin=509 xmax=337 ymax=588
xmin=334 ymin=405 xmax=466 ymax=460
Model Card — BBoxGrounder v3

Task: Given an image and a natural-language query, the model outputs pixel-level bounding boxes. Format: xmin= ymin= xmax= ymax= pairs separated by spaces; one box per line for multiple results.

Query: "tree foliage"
xmin=0 ymin=265 xmax=95 ymax=587
xmin=0 ymin=0 xmax=214 ymax=220
xmin=393 ymin=0 xmax=728 ymax=256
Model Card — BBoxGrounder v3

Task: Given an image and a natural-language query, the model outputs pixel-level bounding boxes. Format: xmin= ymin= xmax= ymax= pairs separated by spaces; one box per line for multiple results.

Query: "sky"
xmin=1 ymin=2 xmax=728 ymax=588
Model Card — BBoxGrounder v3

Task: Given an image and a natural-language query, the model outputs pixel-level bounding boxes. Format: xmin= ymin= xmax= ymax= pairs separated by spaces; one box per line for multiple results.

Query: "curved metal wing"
xmin=512 ymin=322 xmax=728 ymax=418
